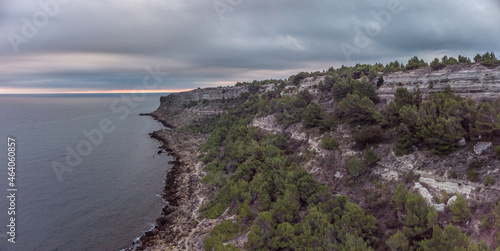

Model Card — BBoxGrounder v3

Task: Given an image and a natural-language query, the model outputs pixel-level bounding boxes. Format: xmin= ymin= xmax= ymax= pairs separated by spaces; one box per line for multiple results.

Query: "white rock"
xmin=434 ymin=204 xmax=445 ymax=212
xmin=447 ymin=195 xmax=457 ymax=206
xmin=419 ymin=177 xmax=473 ymax=197
xmin=375 ymin=168 xmax=399 ymax=180
xmin=414 ymin=182 xmax=434 ymax=206
xmin=474 ymin=142 xmax=493 ymax=155
xmin=250 ymin=115 xmax=282 ymax=134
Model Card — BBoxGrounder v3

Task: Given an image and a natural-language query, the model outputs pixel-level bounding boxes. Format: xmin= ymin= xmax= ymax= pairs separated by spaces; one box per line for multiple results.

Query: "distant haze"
xmin=1 ymin=0 xmax=499 ymax=93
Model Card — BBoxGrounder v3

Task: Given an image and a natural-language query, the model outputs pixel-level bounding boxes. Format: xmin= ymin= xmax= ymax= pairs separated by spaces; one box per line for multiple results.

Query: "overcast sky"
xmin=1 ymin=0 xmax=499 ymax=93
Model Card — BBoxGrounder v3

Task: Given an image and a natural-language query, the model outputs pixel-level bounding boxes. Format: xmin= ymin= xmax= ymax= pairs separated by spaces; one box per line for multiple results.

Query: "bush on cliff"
xmin=353 ymin=125 xmax=384 ymax=147
xmin=322 ymin=136 xmax=339 ymax=150
xmin=332 ymin=79 xmax=379 ymax=103
xmin=302 ymin=102 xmax=324 ymax=128
xmin=338 ymin=93 xmax=379 ymax=126
xmin=395 ymin=87 xmax=474 ymax=155
xmin=450 ymin=195 xmax=471 ymax=224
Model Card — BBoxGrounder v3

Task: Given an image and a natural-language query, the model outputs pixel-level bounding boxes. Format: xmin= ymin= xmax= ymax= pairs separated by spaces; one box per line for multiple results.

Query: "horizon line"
xmin=0 ymin=89 xmax=194 ymax=95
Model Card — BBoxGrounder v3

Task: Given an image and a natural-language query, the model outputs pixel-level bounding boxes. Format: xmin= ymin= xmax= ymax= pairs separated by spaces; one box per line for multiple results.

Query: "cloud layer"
xmin=1 ymin=0 xmax=499 ymax=93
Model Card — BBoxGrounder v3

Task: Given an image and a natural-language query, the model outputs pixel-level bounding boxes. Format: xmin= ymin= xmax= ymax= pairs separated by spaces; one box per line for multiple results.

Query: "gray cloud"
xmin=0 ymin=0 xmax=499 ymax=93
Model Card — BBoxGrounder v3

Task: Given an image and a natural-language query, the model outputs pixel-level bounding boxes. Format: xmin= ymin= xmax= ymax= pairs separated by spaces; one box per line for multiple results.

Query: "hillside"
xmin=139 ymin=61 xmax=500 ymax=250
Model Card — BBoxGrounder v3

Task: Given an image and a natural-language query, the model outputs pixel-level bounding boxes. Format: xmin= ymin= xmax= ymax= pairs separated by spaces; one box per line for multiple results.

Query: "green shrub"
xmin=376 ymin=76 xmax=384 ymax=87
xmin=386 ymin=230 xmax=409 ymax=251
xmin=403 ymin=192 xmax=438 ymax=239
xmin=430 ymin=58 xmax=446 ymax=70
xmin=346 ymin=156 xmax=367 ymax=186
xmin=468 ymin=169 xmax=479 ymax=182
xmin=353 ymin=125 xmax=384 ymax=147
xmin=417 ymin=224 xmax=470 ymax=251
xmin=450 ymin=195 xmax=471 ymax=224
xmin=204 ymin=220 xmax=240 ymax=250
xmin=200 ymin=187 xmax=230 ymax=219
xmin=495 ymin=146 xmax=500 ymax=158
xmin=468 ymin=159 xmax=486 ymax=170
xmin=363 ymin=147 xmax=380 ymax=167
xmin=467 ymin=159 xmax=484 ymax=182
xmin=481 ymin=216 xmax=489 ymax=228
xmin=485 ymin=174 xmax=494 ymax=186
xmin=332 ymin=80 xmax=353 ymax=101
xmin=322 ymin=137 xmax=340 ymax=150
xmin=494 ymin=201 xmax=500 ymax=228
xmin=440 ymin=190 xmax=450 ymax=204
xmin=338 ymin=93 xmax=380 ymax=126
xmin=302 ymin=102 xmax=324 ymax=128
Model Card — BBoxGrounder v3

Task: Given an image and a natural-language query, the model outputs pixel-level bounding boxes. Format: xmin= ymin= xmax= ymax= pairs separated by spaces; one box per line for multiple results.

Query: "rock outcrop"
xmin=474 ymin=142 xmax=493 ymax=155
xmin=379 ymin=64 xmax=500 ymax=101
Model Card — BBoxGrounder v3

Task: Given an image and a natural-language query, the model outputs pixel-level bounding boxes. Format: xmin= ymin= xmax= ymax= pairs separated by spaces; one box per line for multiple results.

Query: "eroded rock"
xmin=434 ymin=204 xmax=445 ymax=212
xmin=447 ymin=195 xmax=458 ymax=206
xmin=474 ymin=142 xmax=493 ymax=155
xmin=414 ymin=182 xmax=434 ymax=205
xmin=419 ymin=177 xmax=474 ymax=197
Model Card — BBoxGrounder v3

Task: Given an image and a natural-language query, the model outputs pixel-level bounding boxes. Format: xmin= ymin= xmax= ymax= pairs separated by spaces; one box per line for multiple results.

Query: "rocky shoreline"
xmin=129 ymin=112 xmax=214 ymax=250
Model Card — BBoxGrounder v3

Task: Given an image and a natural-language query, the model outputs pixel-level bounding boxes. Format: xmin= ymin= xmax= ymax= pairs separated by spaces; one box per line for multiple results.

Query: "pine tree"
xmin=339 ymin=94 xmax=378 ymax=125
xmin=386 ymin=230 xmax=410 ymax=251
xmin=450 ymin=195 xmax=471 ymax=224
xmin=335 ymin=202 xmax=378 ymax=246
xmin=473 ymin=101 xmax=500 ymax=139
xmin=377 ymin=75 xmax=384 ymax=87
xmin=363 ymin=147 xmax=380 ymax=167
xmin=418 ymin=224 xmax=470 ymax=251
xmin=292 ymin=207 xmax=337 ymax=250
xmin=393 ymin=183 xmax=407 ymax=211
xmin=493 ymin=201 xmax=500 ymax=228
xmin=302 ymin=102 xmax=324 ymax=128
xmin=271 ymin=222 xmax=295 ymax=250
xmin=403 ymin=192 xmax=438 ymax=239
xmin=339 ymin=234 xmax=374 ymax=251
xmin=467 ymin=240 xmax=492 ymax=251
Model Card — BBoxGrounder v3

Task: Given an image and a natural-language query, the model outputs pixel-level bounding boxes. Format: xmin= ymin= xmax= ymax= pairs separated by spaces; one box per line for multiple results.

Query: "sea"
xmin=0 ymin=94 xmax=172 ymax=251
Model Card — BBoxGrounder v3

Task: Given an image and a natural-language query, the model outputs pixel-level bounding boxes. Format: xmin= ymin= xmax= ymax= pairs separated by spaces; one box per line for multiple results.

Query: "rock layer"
xmin=379 ymin=64 xmax=500 ymax=101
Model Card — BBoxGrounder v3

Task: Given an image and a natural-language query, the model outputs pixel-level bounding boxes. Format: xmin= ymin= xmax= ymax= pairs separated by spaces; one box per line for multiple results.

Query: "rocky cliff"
xmin=139 ymin=63 xmax=500 ymax=250
xmin=154 ymin=64 xmax=500 ymax=110
xmin=379 ymin=64 xmax=500 ymax=102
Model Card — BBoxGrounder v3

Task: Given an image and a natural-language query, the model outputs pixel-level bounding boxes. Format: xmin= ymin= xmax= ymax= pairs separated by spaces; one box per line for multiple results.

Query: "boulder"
xmin=434 ymin=203 xmax=445 ymax=212
xmin=474 ymin=142 xmax=493 ymax=155
xmin=447 ymin=195 xmax=457 ymax=206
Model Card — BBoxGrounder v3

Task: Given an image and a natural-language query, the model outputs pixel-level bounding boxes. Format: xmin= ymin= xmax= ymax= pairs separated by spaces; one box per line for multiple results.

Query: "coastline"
xmin=131 ymin=112 xmax=213 ymax=250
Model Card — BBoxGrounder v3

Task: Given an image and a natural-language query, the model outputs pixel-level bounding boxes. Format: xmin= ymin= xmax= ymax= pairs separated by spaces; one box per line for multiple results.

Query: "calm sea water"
xmin=0 ymin=94 xmax=172 ymax=251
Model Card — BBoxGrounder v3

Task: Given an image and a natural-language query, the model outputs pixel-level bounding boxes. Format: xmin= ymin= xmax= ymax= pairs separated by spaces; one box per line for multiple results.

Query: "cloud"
xmin=0 ymin=0 xmax=499 ymax=93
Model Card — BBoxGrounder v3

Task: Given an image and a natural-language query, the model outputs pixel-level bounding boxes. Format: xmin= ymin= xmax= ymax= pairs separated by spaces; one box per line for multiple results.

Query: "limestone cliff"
xmin=379 ymin=64 xmax=500 ymax=101
xmin=140 ymin=63 xmax=500 ymax=250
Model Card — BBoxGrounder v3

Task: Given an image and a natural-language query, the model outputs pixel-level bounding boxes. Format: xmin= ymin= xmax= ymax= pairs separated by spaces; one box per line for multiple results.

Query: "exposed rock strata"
xmin=379 ymin=64 xmax=500 ymax=101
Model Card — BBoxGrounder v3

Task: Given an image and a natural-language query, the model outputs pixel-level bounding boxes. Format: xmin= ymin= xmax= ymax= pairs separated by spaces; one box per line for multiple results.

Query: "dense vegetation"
xmin=189 ymin=53 xmax=500 ymax=250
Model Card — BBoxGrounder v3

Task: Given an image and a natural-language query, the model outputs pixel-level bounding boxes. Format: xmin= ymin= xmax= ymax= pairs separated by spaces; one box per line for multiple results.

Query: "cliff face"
xmin=160 ymin=86 xmax=248 ymax=106
xmin=144 ymin=64 xmax=500 ymax=250
xmin=156 ymin=64 xmax=500 ymax=110
xmin=151 ymin=86 xmax=247 ymax=128
xmin=379 ymin=64 xmax=500 ymax=101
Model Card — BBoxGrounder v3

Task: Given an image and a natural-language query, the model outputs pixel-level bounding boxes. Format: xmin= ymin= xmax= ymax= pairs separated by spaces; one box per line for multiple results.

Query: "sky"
xmin=1 ymin=0 xmax=499 ymax=94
